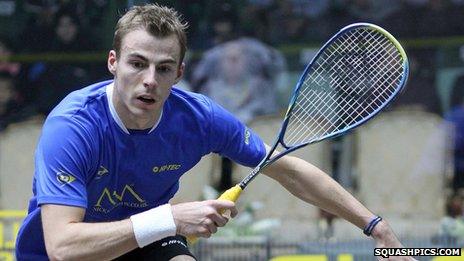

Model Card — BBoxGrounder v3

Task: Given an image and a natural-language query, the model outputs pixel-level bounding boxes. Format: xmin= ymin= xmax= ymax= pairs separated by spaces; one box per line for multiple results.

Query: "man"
xmin=16 ymin=4 xmax=411 ymax=261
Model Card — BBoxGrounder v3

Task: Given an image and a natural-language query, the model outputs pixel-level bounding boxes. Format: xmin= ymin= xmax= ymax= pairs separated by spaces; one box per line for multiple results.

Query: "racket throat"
xmin=239 ymin=165 xmax=261 ymax=189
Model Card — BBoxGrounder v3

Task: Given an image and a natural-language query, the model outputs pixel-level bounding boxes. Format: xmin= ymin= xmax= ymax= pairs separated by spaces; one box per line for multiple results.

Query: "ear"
xmin=174 ymin=62 xmax=185 ymax=84
xmin=107 ymin=50 xmax=117 ymax=76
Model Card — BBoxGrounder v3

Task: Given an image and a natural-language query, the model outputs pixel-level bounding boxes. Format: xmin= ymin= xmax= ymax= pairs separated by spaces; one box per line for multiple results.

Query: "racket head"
xmin=279 ymin=23 xmax=409 ymax=149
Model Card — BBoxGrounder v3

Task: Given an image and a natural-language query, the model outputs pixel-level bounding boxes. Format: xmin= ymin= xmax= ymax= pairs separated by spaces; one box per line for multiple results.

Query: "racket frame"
xmin=239 ymin=23 xmax=409 ymax=189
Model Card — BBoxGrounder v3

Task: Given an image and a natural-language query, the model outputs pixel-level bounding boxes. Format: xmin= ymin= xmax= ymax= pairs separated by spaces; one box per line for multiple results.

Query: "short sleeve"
xmin=207 ymin=99 xmax=266 ymax=167
xmin=34 ymin=116 xmax=96 ymax=208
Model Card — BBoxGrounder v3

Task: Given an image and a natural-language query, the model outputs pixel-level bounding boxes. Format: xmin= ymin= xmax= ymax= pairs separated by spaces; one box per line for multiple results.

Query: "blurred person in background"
xmin=15 ymin=1 xmax=58 ymax=113
xmin=0 ymin=39 xmax=20 ymax=76
xmin=384 ymin=0 xmax=464 ymax=38
xmin=439 ymin=194 xmax=464 ymax=241
xmin=14 ymin=3 xmax=413 ymax=260
xmin=191 ymin=37 xmax=286 ymax=190
xmin=445 ymin=73 xmax=464 ymax=192
xmin=0 ymin=39 xmax=34 ymax=130
xmin=191 ymin=37 xmax=284 ymax=124
xmin=382 ymin=0 xmax=424 ymax=38
xmin=267 ymin=0 xmax=308 ymax=44
xmin=344 ymin=0 xmax=399 ymax=23
xmin=416 ymin=0 xmax=455 ymax=37
xmin=20 ymin=0 xmax=57 ymax=53
xmin=0 ymin=72 xmax=21 ymax=130
xmin=390 ymin=50 xmax=442 ymax=114
xmin=33 ymin=10 xmax=94 ymax=115
xmin=49 ymin=10 xmax=91 ymax=52
xmin=200 ymin=1 xmax=240 ymax=49
xmin=239 ymin=0 xmax=274 ymax=43
xmin=17 ymin=2 xmax=105 ymax=116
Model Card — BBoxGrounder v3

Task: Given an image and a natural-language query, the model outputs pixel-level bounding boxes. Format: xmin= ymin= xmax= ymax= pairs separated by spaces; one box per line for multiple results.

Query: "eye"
xmin=131 ymin=61 xmax=146 ymax=69
xmin=157 ymin=65 xmax=172 ymax=73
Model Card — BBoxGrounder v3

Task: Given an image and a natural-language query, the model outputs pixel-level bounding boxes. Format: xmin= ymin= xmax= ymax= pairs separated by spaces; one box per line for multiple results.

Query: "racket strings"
xmin=289 ymin=50 xmax=399 ymax=143
xmin=288 ymin=39 xmax=401 ymax=143
xmin=284 ymin=27 xmax=405 ymax=146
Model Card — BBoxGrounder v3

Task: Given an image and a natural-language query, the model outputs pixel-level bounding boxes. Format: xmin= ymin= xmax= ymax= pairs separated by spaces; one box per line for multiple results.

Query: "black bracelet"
xmin=363 ymin=216 xmax=382 ymax=236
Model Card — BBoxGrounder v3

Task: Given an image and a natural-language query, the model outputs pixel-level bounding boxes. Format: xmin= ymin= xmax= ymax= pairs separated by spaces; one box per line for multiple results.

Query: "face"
xmin=108 ymin=29 xmax=184 ymax=129
xmin=56 ymin=15 xmax=78 ymax=43
xmin=221 ymin=43 xmax=246 ymax=82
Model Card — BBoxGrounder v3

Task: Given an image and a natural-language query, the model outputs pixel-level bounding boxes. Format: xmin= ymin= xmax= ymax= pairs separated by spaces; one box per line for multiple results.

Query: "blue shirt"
xmin=16 ymin=80 xmax=266 ymax=260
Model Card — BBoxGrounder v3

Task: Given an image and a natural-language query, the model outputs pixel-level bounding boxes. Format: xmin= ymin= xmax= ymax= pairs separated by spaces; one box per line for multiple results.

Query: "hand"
xmin=171 ymin=200 xmax=238 ymax=238
xmin=372 ymin=221 xmax=418 ymax=261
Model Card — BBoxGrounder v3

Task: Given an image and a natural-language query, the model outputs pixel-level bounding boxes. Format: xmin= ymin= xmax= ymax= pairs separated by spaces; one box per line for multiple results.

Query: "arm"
xmin=42 ymin=200 xmax=237 ymax=261
xmin=42 ymin=204 xmax=136 ymax=261
xmin=261 ymin=145 xmax=403 ymax=248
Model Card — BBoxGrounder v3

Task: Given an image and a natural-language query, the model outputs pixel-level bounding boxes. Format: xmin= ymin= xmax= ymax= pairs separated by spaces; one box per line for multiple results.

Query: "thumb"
xmin=210 ymin=199 xmax=238 ymax=217
xmin=210 ymin=199 xmax=235 ymax=209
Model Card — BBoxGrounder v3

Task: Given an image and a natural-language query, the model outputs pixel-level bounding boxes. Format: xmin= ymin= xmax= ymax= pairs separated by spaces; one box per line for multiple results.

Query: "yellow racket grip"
xmin=218 ymin=184 xmax=243 ymax=202
xmin=187 ymin=185 xmax=243 ymax=245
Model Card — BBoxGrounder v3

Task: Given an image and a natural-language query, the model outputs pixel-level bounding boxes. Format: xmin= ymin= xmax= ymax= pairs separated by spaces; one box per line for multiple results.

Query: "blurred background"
xmin=1 ymin=0 xmax=464 ymax=260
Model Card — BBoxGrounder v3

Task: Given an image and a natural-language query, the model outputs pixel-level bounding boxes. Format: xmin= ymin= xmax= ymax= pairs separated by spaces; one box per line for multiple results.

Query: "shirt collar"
xmin=106 ymin=82 xmax=162 ymax=134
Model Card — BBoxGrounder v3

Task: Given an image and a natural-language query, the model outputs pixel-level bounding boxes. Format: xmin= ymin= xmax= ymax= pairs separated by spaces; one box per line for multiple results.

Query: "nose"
xmin=143 ymin=66 xmax=157 ymax=89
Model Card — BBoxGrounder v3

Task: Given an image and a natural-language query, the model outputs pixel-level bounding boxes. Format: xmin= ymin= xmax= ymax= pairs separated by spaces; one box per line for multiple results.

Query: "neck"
xmin=121 ymin=113 xmax=159 ymax=129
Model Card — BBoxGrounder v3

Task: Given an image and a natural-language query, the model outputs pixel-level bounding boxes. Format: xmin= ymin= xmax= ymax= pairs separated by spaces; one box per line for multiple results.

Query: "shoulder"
xmin=48 ymin=80 xmax=112 ymax=118
xmin=169 ymin=87 xmax=216 ymax=115
xmin=168 ymin=87 xmax=240 ymax=125
xmin=39 ymin=107 xmax=100 ymax=167
xmin=170 ymin=87 xmax=212 ymax=103
xmin=43 ymin=80 xmax=112 ymax=137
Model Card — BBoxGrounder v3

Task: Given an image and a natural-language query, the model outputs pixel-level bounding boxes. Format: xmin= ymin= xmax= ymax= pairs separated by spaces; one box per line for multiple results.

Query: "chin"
xmin=131 ymin=103 xmax=161 ymax=116
xmin=130 ymin=106 xmax=153 ymax=116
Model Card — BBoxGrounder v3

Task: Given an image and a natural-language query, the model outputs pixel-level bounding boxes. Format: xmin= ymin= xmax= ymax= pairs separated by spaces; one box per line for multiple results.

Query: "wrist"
xmin=130 ymin=204 xmax=176 ymax=248
xmin=370 ymin=219 xmax=404 ymax=248
xmin=363 ymin=216 xmax=382 ymax=236
xmin=370 ymin=219 xmax=388 ymax=239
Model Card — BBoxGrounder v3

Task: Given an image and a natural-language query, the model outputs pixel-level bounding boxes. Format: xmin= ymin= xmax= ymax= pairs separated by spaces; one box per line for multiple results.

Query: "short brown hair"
xmin=113 ymin=3 xmax=188 ymax=63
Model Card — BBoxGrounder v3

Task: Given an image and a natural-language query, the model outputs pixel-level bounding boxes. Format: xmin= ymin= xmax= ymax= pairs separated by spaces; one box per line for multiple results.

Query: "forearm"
xmin=46 ymin=219 xmax=137 ymax=261
xmin=264 ymin=154 xmax=408 ymax=253
xmin=264 ymin=155 xmax=373 ymax=229
xmin=44 ymin=201 xmax=236 ymax=260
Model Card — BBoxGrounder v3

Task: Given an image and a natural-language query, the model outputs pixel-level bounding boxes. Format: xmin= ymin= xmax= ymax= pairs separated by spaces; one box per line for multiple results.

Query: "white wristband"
xmin=130 ymin=204 xmax=177 ymax=248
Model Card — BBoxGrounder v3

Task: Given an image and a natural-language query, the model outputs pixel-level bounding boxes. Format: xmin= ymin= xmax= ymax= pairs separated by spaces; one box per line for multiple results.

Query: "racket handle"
xmin=187 ymin=184 xmax=243 ymax=244
xmin=218 ymin=184 xmax=243 ymax=202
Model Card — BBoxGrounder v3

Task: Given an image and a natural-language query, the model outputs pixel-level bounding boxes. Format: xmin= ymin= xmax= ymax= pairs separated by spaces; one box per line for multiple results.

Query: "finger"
xmin=210 ymin=213 xmax=228 ymax=227
xmin=228 ymin=205 xmax=238 ymax=218
xmin=218 ymin=208 xmax=231 ymax=220
xmin=209 ymin=199 xmax=238 ymax=217
xmin=210 ymin=199 xmax=236 ymax=209
xmin=206 ymin=199 xmax=238 ymax=220
xmin=204 ymin=219 xmax=218 ymax=234
xmin=197 ymin=227 xmax=212 ymax=238
xmin=218 ymin=206 xmax=237 ymax=219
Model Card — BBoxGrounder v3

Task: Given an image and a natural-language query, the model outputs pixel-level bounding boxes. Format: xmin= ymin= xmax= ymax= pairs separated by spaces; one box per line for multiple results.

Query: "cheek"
xmin=117 ymin=67 xmax=141 ymax=86
xmin=160 ymin=78 xmax=175 ymax=94
xmin=115 ymin=73 xmax=136 ymax=100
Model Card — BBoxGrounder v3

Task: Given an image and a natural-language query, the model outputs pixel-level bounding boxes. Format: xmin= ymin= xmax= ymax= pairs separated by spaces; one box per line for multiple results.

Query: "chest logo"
xmin=93 ymin=185 xmax=147 ymax=213
xmin=152 ymin=164 xmax=181 ymax=174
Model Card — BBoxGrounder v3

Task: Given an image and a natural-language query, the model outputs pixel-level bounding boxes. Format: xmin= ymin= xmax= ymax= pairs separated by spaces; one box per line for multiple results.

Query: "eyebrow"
xmin=127 ymin=52 xmax=177 ymax=65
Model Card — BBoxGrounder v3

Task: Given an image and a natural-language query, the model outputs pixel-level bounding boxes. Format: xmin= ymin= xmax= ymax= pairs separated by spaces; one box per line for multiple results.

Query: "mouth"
xmin=137 ymin=95 xmax=156 ymax=105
